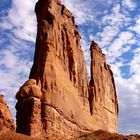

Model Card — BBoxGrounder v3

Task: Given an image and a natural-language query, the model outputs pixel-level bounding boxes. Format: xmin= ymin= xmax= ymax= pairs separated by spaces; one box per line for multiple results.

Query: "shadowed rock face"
xmin=16 ymin=80 xmax=42 ymax=136
xmin=0 ymin=95 xmax=15 ymax=134
xmin=16 ymin=0 xmax=118 ymax=139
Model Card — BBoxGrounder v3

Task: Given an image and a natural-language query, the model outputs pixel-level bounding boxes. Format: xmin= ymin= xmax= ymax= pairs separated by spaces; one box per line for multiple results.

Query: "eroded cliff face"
xmin=16 ymin=0 xmax=118 ymax=139
xmin=89 ymin=41 xmax=118 ymax=132
xmin=0 ymin=95 xmax=15 ymax=134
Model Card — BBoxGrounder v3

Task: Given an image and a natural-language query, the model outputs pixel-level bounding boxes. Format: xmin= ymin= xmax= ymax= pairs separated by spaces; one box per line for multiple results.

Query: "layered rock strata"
xmin=16 ymin=0 xmax=118 ymax=139
xmin=0 ymin=95 xmax=15 ymax=134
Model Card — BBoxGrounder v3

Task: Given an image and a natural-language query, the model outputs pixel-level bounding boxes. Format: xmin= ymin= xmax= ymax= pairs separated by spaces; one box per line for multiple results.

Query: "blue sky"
xmin=0 ymin=0 xmax=140 ymax=135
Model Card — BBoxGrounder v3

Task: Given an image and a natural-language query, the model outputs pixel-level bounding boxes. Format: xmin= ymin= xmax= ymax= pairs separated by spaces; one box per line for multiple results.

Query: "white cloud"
xmin=130 ymin=47 xmax=140 ymax=75
xmin=95 ymin=25 xmax=120 ymax=47
xmin=1 ymin=0 xmax=37 ymax=42
xmin=61 ymin=0 xmax=114 ymax=25
xmin=122 ymin=0 xmax=137 ymax=10
xmin=0 ymin=0 xmax=38 ymax=119
xmin=61 ymin=0 xmax=95 ymax=24
xmin=0 ymin=42 xmax=33 ymax=120
xmin=80 ymin=35 xmax=91 ymax=76
xmin=129 ymin=16 xmax=140 ymax=35
xmin=116 ymin=75 xmax=140 ymax=134
xmin=107 ymin=31 xmax=135 ymax=62
xmin=102 ymin=4 xmax=131 ymax=26
xmin=94 ymin=2 xmax=132 ymax=51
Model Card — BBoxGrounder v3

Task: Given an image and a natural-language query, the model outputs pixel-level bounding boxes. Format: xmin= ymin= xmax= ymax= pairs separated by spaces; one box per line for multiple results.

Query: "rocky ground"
xmin=76 ymin=130 xmax=140 ymax=140
xmin=0 ymin=130 xmax=140 ymax=140
xmin=0 ymin=132 xmax=35 ymax=140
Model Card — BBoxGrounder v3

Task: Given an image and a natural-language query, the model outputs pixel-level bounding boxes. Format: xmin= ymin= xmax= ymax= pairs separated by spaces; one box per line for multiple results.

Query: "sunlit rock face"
xmin=0 ymin=95 xmax=15 ymax=134
xmin=15 ymin=0 xmax=118 ymax=139
xmin=89 ymin=41 xmax=118 ymax=132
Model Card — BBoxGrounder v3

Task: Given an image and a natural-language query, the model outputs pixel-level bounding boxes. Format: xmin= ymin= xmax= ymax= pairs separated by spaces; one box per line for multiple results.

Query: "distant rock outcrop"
xmin=15 ymin=0 xmax=118 ymax=139
xmin=0 ymin=95 xmax=15 ymax=134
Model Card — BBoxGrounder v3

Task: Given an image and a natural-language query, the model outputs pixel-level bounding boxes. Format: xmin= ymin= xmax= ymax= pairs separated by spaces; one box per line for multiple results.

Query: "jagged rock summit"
xmin=16 ymin=0 xmax=118 ymax=139
xmin=0 ymin=95 xmax=15 ymax=134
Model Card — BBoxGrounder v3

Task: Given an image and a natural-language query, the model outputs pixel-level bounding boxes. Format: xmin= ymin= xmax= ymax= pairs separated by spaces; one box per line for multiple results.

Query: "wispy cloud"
xmin=129 ymin=15 xmax=140 ymax=35
xmin=0 ymin=0 xmax=38 ymax=119
xmin=122 ymin=0 xmax=137 ymax=10
xmin=0 ymin=0 xmax=37 ymax=42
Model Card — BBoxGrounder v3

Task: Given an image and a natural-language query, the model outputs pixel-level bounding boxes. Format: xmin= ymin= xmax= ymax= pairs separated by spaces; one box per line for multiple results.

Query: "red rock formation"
xmin=16 ymin=79 xmax=42 ymax=136
xmin=16 ymin=0 xmax=118 ymax=139
xmin=0 ymin=95 xmax=15 ymax=134
xmin=89 ymin=41 xmax=118 ymax=132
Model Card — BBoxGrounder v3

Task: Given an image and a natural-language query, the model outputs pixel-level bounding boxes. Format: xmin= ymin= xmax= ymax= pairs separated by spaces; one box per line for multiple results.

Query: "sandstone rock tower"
xmin=16 ymin=0 xmax=118 ymax=139
xmin=0 ymin=95 xmax=15 ymax=134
